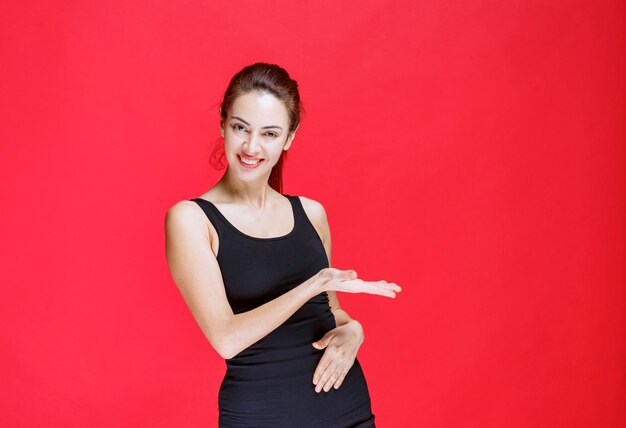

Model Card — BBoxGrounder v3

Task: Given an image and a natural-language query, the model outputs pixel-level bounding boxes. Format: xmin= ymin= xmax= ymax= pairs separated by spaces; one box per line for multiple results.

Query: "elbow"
xmin=209 ymin=333 xmax=239 ymax=360
xmin=215 ymin=343 xmax=236 ymax=360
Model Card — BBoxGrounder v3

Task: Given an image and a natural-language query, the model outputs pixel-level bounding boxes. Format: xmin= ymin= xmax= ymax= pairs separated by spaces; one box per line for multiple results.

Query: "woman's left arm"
xmin=299 ymin=196 xmax=365 ymax=393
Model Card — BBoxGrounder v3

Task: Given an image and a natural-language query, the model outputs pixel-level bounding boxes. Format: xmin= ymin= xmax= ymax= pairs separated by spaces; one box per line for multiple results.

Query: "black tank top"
xmin=192 ymin=194 xmax=331 ymax=315
xmin=189 ymin=194 xmax=375 ymax=427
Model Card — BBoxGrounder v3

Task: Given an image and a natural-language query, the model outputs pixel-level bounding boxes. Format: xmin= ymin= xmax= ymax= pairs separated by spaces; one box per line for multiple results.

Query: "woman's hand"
xmin=315 ymin=268 xmax=402 ymax=298
xmin=311 ymin=319 xmax=364 ymax=393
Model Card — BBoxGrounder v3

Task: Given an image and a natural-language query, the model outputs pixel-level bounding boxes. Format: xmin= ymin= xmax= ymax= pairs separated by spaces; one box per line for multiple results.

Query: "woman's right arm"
xmin=165 ymin=201 xmax=399 ymax=360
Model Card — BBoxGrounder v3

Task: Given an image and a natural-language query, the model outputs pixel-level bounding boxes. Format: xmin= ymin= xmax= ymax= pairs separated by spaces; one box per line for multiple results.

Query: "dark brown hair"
xmin=218 ymin=62 xmax=303 ymax=194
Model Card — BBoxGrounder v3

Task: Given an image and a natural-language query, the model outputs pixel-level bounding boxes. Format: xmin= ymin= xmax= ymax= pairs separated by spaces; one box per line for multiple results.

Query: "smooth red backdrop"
xmin=1 ymin=1 xmax=624 ymax=427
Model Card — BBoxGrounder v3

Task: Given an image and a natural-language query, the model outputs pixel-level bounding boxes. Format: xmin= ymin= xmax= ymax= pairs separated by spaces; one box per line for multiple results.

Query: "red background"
xmin=2 ymin=1 xmax=625 ymax=427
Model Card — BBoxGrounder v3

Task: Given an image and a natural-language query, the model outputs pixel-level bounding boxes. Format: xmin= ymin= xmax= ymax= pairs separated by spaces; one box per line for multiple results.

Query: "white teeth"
xmin=240 ymin=156 xmax=260 ymax=165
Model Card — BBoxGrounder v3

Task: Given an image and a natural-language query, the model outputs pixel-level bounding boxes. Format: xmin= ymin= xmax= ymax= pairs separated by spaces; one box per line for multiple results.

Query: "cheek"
xmin=222 ymin=136 xmax=239 ymax=152
xmin=269 ymin=145 xmax=286 ymax=159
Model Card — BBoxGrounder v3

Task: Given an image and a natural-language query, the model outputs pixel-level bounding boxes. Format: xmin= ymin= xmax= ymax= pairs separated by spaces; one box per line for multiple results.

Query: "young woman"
xmin=165 ymin=63 xmax=401 ymax=427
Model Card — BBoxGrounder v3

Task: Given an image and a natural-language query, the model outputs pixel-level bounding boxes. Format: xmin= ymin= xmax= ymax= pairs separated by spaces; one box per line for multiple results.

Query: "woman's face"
xmin=221 ymin=91 xmax=296 ymax=180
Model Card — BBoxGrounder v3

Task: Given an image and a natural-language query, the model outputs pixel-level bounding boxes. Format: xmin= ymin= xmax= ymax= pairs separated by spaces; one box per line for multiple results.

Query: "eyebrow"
xmin=231 ymin=116 xmax=283 ymax=130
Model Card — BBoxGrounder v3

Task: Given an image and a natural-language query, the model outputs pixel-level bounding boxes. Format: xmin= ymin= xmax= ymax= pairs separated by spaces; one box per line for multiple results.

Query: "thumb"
xmin=312 ymin=333 xmax=333 ymax=349
xmin=345 ymin=270 xmax=357 ymax=279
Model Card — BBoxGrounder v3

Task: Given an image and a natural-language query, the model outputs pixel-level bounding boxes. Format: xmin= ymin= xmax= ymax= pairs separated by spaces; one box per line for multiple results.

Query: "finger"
xmin=313 ymin=363 xmax=328 ymax=386
xmin=312 ymin=353 xmax=333 ymax=385
xmin=317 ymin=363 xmax=341 ymax=393
xmin=322 ymin=364 xmax=345 ymax=392
xmin=315 ymin=361 xmax=340 ymax=393
xmin=334 ymin=269 xmax=357 ymax=281
xmin=377 ymin=281 xmax=401 ymax=291
xmin=333 ymin=367 xmax=350 ymax=390
xmin=312 ymin=332 xmax=334 ymax=350
xmin=391 ymin=284 xmax=402 ymax=292
xmin=370 ymin=282 xmax=402 ymax=297
xmin=342 ymin=280 xmax=400 ymax=298
xmin=373 ymin=280 xmax=402 ymax=291
xmin=366 ymin=283 xmax=398 ymax=298
xmin=315 ymin=364 xmax=334 ymax=392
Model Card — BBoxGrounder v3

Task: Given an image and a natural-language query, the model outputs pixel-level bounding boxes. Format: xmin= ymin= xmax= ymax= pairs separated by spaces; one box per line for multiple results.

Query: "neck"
xmin=218 ymin=166 xmax=275 ymax=208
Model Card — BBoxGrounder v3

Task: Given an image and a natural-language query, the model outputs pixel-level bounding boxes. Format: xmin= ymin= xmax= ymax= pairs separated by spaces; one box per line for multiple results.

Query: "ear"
xmin=283 ymin=125 xmax=298 ymax=151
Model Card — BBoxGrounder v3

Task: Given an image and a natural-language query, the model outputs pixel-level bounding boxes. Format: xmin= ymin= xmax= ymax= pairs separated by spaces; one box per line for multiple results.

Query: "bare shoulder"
xmin=296 ymin=195 xmax=328 ymax=225
xmin=296 ymin=195 xmax=331 ymax=246
xmin=166 ymin=200 xmax=204 ymax=225
xmin=165 ymin=200 xmax=211 ymax=241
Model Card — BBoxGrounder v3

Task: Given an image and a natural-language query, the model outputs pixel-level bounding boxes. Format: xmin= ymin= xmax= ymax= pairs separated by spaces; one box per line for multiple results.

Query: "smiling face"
xmin=221 ymin=91 xmax=296 ymax=180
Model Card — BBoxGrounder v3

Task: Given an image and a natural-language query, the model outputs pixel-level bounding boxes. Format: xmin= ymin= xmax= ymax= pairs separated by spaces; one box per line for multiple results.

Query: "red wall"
xmin=2 ymin=1 xmax=624 ymax=427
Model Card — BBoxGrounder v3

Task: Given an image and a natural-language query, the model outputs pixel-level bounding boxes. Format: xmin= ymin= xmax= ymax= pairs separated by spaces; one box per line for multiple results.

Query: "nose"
xmin=243 ymin=133 xmax=261 ymax=156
